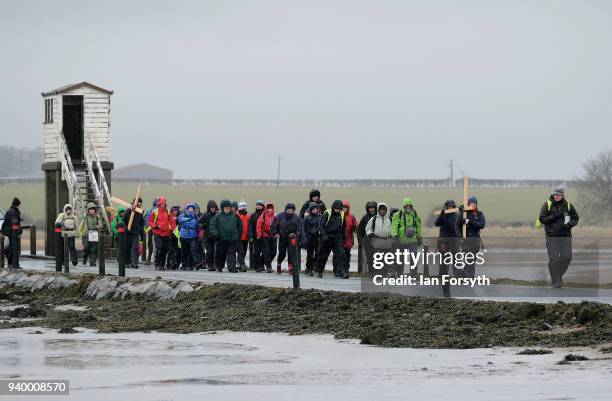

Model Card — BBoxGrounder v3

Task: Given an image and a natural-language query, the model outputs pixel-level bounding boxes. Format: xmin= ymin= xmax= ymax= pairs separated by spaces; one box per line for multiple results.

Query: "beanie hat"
xmin=238 ymin=200 xmax=248 ymax=210
xmin=467 ymin=196 xmax=478 ymax=205
xmin=553 ymin=187 xmax=565 ymax=196
xmin=11 ymin=197 xmax=21 ymax=207
xmin=256 ymin=200 xmax=265 ymax=207
xmin=285 ymin=203 xmax=296 ymax=211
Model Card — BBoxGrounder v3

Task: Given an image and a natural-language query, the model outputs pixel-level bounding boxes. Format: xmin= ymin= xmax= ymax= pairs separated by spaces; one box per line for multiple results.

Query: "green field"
xmin=0 ymin=182 xmax=572 ymax=227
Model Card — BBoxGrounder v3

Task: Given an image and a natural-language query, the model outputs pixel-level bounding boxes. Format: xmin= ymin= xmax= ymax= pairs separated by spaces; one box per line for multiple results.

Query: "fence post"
xmin=10 ymin=219 xmax=20 ymax=269
xmin=118 ymin=221 xmax=126 ymax=277
xmin=0 ymin=234 xmax=4 ymax=269
xmin=55 ymin=223 xmax=63 ymax=272
xmin=422 ymin=243 xmax=429 ymax=277
xmin=141 ymin=232 xmax=147 ymax=262
xmin=98 ymin=233 xmax=106 ymax=276
xmin=63 ymin=235 xmax=69 ymax=273
xmin=30 ymin=225 xmax=36 ymax=256
xmin=290 ymin=234 xmax=300 ymax=289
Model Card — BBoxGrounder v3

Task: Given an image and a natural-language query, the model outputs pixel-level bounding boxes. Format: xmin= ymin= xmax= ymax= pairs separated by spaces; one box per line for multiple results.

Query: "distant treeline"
xmin=0 ymin=146 xmax=42 ymax=178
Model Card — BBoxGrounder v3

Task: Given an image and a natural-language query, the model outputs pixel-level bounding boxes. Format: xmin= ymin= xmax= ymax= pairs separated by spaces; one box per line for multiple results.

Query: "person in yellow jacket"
xmin=391 ymin=197 xmax=422 ymax=276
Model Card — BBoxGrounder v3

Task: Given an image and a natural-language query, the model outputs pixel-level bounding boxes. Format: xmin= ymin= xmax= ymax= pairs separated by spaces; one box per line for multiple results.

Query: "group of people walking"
xmin=2 ymin=186 xmax=580 ymax=289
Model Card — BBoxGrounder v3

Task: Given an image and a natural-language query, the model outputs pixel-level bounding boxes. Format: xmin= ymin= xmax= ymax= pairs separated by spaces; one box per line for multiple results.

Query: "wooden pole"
xmin=30 ymin=225 xmax=36 ymax=256
xmin=127 ymin=184 xmax=142 ymax=232
xmin=462 ymin=176 xmax=468 ymax=240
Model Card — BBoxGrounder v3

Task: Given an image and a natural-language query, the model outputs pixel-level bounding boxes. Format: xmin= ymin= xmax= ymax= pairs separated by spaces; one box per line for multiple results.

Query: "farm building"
xmin=114 ymin=163 xmax=173 ymax=182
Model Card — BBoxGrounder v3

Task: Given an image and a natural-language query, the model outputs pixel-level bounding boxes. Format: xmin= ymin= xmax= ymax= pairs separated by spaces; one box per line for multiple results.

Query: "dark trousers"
xmin=344 ymin=247 xmax=352 ymax=269
xmin=261 ymin=237 xmax=277 ymax=269
xmin=461 ymin=238 xmax=481 ymax=279
xmin=66 ymin=236 xmax=78 ymax=265
xmin=237 ymin=239 xmax=249 ymax=267
xmin=215 ymin=240 xmax=238 ymax=271
xmin=546 ymin=237 xmax=572 ymax=286
xmin=82 ymin=238 xmax=98 ymax=266
xmin=252 ymin=239 xmax=265 ymax=270
xmin=396 ymin=243 xmax=418 ymax=276
xmin=153 ymin=235 xmax=171 ymax=268
xmin=438 ymin=238 xmax=458 ymax=298
xmin=172 ymin=235 xmax=182 ymax=268
xmin=277 ymin=237 xmax=291 ymax=266
xmin=204 ymin=237 xmax=216 ymax=269
xmin=305 ymin=237 xmax=319 ymax=272
xmin=126 ymin=235 xmax=141 ymax=267
xmin=181 ymin=237 xmax=200 ymax=268
xmin=316 ymin=236 xmax=345 ymax=275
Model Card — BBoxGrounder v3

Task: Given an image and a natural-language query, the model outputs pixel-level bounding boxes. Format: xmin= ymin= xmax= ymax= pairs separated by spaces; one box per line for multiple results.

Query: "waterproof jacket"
xmin=365 ymin=204 xmax=392 ymax=239
xmin=342 ymin=200 xmax=358 ymax=248
xmin=56 ymin=204 xmax=78 ymax=238
xmin=123 ymin=206 xmax=145 ymax=238
xmin=178 ymin=204 xmax=199 ymax=239
xmin=236 ymin=210 xmax=251 ymax=241
xmin=79 ymin=212 xmax=103 ymax=237
xmin=357 ymin=201 xmax=377 ymax=240
xmin=256 ymin=203 xmax=276 ymax=238
xmin=147 ymin=207 xmax=176 ymax=237
xmin=301 ymin=214 xmax=321 ymax=246
xmin=1 ymin=206 xmax=21 ymax=236
xmin=299 ymin=189 xmax=327 ymax=219
xmin=249 ymin=209 xmax=263 ymax=240
xmin=538 ymin=196 xmax=579 ymax=237
xmin=319 ymin=200 xmax=346 ymax=241
xmin=391 ymin=198 xmax=422 ymax=244
xmin=271 ymin=211 xmax=302 ymax=240
xmin=457 ymin=209 xmax=486 ymax=238
xmin=198 ymin=200 xmax=218 ymax=239
xmin=110 ymin=206 xmax=126 ymax=239
xmin=435 ymin=209 xmax=460 ymax=238
xmin=209 ymin=202 xmax=243 ymax=241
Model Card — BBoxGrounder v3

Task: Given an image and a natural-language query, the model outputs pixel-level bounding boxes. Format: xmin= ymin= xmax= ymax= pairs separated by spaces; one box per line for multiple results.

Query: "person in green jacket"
xmin=209 ymin=199 xmax=243 ymax=273
xmin=110 ymin=206 xmax=126 ymax=241
xmin=391 ymin=197 xmax=422 ymax=276
xmin=79 ymin=202 xmax=103 ymax=266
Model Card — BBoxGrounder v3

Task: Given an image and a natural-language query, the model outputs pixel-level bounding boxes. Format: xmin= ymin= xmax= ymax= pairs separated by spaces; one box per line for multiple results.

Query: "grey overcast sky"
xmin=0 ymin=0 xmax=610 ymax=180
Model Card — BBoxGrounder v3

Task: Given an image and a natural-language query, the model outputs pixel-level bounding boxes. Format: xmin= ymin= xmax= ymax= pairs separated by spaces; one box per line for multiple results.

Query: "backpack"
xmin=398 ymin=209 xmax=418 ymax=237
xmin=535 ymin=200 xmax=571 ymax=229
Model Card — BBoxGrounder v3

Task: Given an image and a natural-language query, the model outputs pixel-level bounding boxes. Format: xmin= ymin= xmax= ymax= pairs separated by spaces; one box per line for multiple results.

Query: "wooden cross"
xmin=432 ymin=175 xmax=471 ymax=239
xmin=110 ymin=184 xmax=143 ymax=231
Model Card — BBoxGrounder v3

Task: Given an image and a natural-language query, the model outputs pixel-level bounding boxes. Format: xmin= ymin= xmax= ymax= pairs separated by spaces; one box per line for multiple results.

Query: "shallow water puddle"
xmin=0 ymin=328 xmax=610 ymax=401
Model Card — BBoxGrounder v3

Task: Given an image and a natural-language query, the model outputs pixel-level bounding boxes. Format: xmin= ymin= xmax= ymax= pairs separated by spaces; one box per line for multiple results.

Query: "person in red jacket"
xmin=256 ymin=203 xmax=277 ymax=273
xmin=147 ymin=196 xmax=176 ymax=270
xmin=236 ymin=200 xmax=251 ymax=272
xmin=342 ymin=200 xmax=358 ymax=277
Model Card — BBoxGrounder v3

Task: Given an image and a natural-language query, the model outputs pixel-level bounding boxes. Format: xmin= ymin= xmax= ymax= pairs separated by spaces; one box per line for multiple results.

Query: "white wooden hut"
xmin=41 ymin=82 xmax=114 ymax=255
xmin=42 ymin=82 xmax=113 ymax=162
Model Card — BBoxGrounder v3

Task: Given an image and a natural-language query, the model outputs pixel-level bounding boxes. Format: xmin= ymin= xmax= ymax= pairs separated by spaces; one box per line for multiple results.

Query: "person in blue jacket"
xmin=178 ymin=203 xmax=200 ymax=270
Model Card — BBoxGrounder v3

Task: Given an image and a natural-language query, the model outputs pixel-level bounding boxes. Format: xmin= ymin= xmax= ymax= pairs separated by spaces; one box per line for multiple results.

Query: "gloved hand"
xmin=440 ymin=209 xmax=446 ymax=216
xmin=275 ymin=234 xmax=280 ymax=239
xmin=199 ymin=230 xmax=205 ymax=240
xmin=561 ymin=223 xmax=571 ymax=230
xmin=137 ymin=242 xmax=143 ymax=256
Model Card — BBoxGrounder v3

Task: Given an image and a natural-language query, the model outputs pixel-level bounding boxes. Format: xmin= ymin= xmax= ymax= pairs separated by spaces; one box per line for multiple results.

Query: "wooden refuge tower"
xmin=41 ymin=82 xmax=114 ymax=255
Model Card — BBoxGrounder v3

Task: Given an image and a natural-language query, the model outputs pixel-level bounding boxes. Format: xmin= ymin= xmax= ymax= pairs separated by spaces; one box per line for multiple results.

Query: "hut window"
xmin=44 ymin=99 xmax=54 ymax=123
